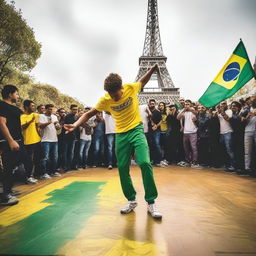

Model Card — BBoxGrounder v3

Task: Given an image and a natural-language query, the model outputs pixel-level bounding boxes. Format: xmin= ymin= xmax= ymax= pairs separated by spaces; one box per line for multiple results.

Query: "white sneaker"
xmin=226 ymin=166 xmax=236 ymax=172
xmin=163 ymin=159 xmax=169 ymax=166
xmin=1 ymin=194 xmax=19 ymax=206
xmin=26 ymin=177 xmax=38 ymax=184
xmin=160 ymin=160 xmax=168 ymax=166
xmin=191 ymin=163 xmax=202 ymax=169
xmin=120 ymin=200 xmax=138 ymax=214
xmin=156 ymin=163 xmax=165 ymax=168
xmin=148 ymin=203 xmax=162 ymax=219
xmin=178 ymin=161 xmax=189 ymax=167
xmin=108 ymin=165 xmax=113 ymax=170
xmin=40 ymin=173 xmax=52 ymax=180
xmin=51 ymin=172 xmax=62 ymax=177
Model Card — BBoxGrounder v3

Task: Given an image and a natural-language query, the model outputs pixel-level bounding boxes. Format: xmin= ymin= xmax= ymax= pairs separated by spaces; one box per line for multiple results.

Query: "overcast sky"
xmin=9 ymin=0 xmax=256 ymax=106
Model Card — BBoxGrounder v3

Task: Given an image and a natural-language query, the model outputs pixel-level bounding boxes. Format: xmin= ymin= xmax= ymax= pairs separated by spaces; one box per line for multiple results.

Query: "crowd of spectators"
xmin=0 ymin=84 xmax=256 ymax=206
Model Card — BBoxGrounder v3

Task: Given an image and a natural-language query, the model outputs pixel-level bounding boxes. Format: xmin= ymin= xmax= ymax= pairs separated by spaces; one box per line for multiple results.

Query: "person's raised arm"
xmin=177 ymin=109 xmax=185 ymax=120
xmin=64 ymin=108 xmax=98 ymax=133
xmin=139 ymin=64 xmax=158 ymax=89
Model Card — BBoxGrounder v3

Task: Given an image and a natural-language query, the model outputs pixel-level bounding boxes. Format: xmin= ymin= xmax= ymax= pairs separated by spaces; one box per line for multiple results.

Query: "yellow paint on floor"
xmin=57 ymin=177 xmax=168 ymax=256
xmin=102 ymin=238 xmax=158 ymax=256
xmin=0 ymin=177 xmax=104 ymax=227
xmin=97 ymin=177 xmax=124 ymax=208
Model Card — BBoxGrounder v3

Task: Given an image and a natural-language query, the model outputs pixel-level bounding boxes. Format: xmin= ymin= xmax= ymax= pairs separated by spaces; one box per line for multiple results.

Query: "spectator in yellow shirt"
xmin=158 ymin=102 xmax=169 ymax=166
xmin=20 ymin=100 xmax=41 ymax=184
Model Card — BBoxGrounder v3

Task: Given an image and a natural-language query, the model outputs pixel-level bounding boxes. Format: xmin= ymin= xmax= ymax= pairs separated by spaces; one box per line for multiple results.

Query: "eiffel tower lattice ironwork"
xmin=136 ymin=0 xmax=180 ymax=104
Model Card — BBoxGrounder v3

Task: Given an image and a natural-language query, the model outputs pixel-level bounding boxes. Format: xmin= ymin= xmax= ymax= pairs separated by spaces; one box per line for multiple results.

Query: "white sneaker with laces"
xmin=162 ymin=160 xmax=169 ymax=166
xmin=156 ymin=162 xmax=165 ymax=168
xmin=148 ymin=203 xmax=162 ymax=219
xmin=26 ymin=177 xmax=38 ymax=184
xmin=40 ymin=173 xmax=52 ymax=180
xmin=160 ymin=160 xmax=168 ymax=166
xmin=177 ymin=161 xmax=185 ymax=166
xmin=52 ymin=172 xmax=61 ymax=177
xmin=1 ymin=194 xmax=19 ymax=206
xmin=191 ymin=163 xmax=202 ymax=169
xmin=120 ymin=200 xmax=138 ymax=214
xmin=179 ymin=161 xmax=190 ymax=167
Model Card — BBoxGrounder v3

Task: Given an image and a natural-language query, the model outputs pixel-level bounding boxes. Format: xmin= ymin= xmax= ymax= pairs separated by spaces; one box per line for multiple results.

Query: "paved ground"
xmin=0 ymin=166 xmax=256 ymax=256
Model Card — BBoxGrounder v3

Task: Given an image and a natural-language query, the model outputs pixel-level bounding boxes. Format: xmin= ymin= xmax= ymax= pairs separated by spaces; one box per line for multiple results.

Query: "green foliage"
xmin=0 ymin=1 xmax=85 ymax=110
xmin=0 ymin=71 xmax=85 ymax=110
xmin=0 ymin=0 xmax=41 ymax=83
xmin=19 ymin=83 xmax=85 ymax=110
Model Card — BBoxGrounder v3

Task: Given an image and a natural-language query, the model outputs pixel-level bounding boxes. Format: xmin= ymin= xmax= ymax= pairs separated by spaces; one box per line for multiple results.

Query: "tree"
xmin=0 ymin=0 xmax=41 ymax=84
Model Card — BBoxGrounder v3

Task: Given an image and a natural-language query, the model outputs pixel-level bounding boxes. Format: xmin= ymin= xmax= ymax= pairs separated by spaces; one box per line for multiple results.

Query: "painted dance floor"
xmin=0 ymin=166 xmax=256 ymax=256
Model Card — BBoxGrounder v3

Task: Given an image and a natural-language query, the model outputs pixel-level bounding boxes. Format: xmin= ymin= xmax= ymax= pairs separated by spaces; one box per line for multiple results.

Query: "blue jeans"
xmin=244 ymin=131 xmax=256 ymax=170
xmin=152 ymin=130 xmax=162 ymax=164
xmin=106 ymin=134 xmax=115 ymax=165
xmin=220 ymin=132 xmax=235 ymax=167
xmin=41 ymin=142 xmax=58 ymax=174
xmin=79 ymin=139 xmax=91 ymax=166
xmin=62 ymin=140 xmax=75 ymax=170
xmin=160 ymin=131 xmax=168 ymax=160
xmin=92 ymin=133 xmax=105 ymax=166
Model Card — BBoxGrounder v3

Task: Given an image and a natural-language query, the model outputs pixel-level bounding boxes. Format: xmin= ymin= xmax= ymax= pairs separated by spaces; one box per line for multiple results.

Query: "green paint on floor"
xmin=0 ymin=181 xmax=105 ymax=255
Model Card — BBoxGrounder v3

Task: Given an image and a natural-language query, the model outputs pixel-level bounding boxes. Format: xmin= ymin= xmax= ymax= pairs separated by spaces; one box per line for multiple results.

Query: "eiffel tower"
xmin=136 ymin=0 xmax=180 ymax=105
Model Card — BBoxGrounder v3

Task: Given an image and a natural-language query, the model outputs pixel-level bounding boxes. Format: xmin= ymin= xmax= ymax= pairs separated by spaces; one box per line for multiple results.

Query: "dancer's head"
xmin=104 ymin=73 xmax=123 ymax=101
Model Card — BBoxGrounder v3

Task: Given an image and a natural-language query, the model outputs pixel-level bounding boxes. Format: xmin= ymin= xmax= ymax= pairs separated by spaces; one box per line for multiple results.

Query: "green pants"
xmin=115 ymin=123 xmax=158 ymax=204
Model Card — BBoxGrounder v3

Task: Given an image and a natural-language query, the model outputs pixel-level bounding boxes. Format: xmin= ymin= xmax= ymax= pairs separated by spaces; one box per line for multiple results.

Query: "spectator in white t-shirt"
xmin=38 ymin=104 xmax=61 ymax=179
xmin=177 ymin=100 xmax=200 ymax=169
xmin=139 ymin=105 xmax=151 ymax=134
xmin=217 ymin=101 xmax=235 ymax=171
xmin=105 ymin=112 xmax=116 ymax=169
xmin=242 ymin=99 xmax=256 ymax=174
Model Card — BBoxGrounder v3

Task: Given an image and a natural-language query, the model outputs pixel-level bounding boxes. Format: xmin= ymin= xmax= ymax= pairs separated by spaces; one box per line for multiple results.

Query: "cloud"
xmin=9 ymin=0 xmax=256 ymax=105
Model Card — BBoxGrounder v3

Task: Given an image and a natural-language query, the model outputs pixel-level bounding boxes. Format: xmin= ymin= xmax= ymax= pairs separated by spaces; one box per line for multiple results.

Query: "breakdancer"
xmin=64 ymin=64 xmax=162 ymax=219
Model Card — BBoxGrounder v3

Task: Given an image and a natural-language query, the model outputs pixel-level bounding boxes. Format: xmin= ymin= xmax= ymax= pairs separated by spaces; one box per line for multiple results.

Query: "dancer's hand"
xmin=64 ymin=124 xmax=76 ymax=134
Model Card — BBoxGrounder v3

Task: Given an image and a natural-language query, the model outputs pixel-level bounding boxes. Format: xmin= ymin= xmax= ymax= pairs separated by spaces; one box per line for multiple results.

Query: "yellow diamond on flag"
xmin=213 ymin=54 xmax=247 ymax=90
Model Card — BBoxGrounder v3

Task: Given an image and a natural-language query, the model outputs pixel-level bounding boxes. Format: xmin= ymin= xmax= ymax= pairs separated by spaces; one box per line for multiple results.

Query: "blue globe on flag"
xmin=223 ymin=62 xmax=240 ymax=82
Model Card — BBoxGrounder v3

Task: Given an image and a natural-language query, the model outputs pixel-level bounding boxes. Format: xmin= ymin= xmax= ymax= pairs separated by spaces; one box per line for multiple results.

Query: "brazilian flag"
xmin=199 ymin=40 xmax=255 ymax=107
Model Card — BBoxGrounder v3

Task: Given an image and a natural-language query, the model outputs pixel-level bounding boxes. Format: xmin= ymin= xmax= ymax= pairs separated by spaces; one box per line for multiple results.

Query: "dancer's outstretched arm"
xmin=139 ymin=64 xmax=158 ymax=89
xmin=64 ymin=108 xmax=98 ymax=133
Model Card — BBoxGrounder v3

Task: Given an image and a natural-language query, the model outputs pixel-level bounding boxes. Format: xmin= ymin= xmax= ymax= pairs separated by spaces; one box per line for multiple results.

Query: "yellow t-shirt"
xmin=20 ymin=113 xmax=41 ymax=145
xmin=160 ymin=113 xmax=168 ymax=131
xmin=95 ymin=82 xmax=142 ymax=133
